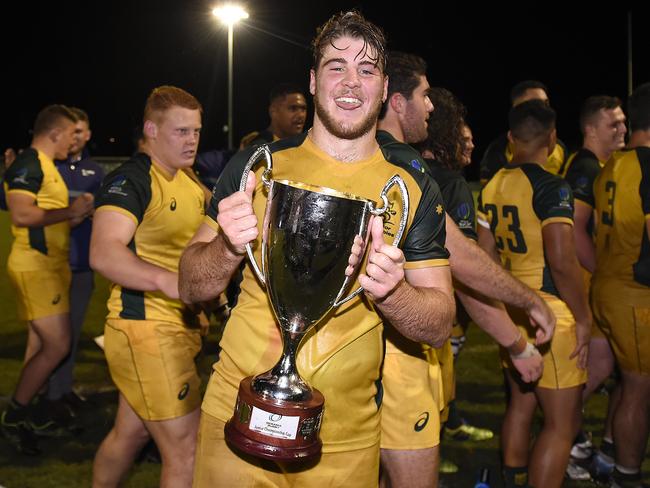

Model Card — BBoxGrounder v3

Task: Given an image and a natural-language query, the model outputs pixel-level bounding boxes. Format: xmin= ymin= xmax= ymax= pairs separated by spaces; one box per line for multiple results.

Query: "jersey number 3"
xmin=484 ymin=204 xmax=528 ymax=254
xmin=601 ymin=181 xmax=616 ymax=226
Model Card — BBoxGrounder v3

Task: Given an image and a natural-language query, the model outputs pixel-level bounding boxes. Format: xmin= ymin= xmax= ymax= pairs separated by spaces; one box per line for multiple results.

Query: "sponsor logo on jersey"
xmin=107 ymin=176 xmax=128 ymax=196
xmin=410 ymin=159 xmax=424 ymax=173
xmin=456 ymin=202 xmax=471 ymax=220
xmin=51 ymin=294 xmax=61 ymax=305
xmin=436 ymin=204 xmax=444 ymax=215
xmin=178 ymin=382 xmax=190 ymax=400
xmin=414 ymin=411 xmax=429 ymax=431
xmin=11 ymin=168 xmax=29 ymax=185
xmin=558 ymin=186 xmax=572 ymax=209
xmin=455 ymin=202 xmax=473 ymax=230
xmin=81 ymin=169 xmax=96 ymax=177
xmin=576 ymin=176 xmax=589 ymax=191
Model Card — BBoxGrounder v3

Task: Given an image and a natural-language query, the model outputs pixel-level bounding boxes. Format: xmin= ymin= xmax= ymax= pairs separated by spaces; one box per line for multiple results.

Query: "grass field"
xmin=0 ymin=210 xmax=647 ymax=487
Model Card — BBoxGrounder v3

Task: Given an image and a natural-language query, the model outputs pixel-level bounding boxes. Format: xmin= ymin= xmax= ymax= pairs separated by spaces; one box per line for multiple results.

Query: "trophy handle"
xmin=239 ymin=144 xmax=273 ymax=285
xmin=333 ymin=175 xmax=410 ymax=307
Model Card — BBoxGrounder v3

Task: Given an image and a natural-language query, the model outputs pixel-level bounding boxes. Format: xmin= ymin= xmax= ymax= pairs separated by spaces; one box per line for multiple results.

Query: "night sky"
xmin=3 ymin=1 xmax=647 ymax=180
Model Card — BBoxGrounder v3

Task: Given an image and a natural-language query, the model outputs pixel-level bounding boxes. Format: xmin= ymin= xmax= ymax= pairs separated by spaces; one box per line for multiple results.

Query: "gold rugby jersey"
xmin=201 ymin=132 xmax=449 ymax=452
xmin=4 ymin=148 xmax=70 ymax=271
xmin=477 ymin=163 xmax=574 ymax=296
xmin=95 ymin=153 xmax=205 ymax=324
xmin=592 ymin=147 xmax=650 ymax=296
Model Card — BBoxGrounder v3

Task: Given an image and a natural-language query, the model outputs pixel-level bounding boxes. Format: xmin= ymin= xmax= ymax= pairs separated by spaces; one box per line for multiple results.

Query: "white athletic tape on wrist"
xmin=510 ymin=341 xmax=539 ymax=360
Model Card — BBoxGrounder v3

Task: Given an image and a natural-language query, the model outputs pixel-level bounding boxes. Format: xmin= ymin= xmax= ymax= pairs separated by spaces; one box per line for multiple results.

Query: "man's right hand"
xmin=216 ymin=171 xmax=258 ymax=255
xmin=156 ymin=270 xmax=180 ymax=300
xmin=511 ymin=344 xmax=544 ymax=383
xmin=526 ymin=294 xmax=556 ymax=346
xmin=69 ymin=192 xmax=95 ymax=222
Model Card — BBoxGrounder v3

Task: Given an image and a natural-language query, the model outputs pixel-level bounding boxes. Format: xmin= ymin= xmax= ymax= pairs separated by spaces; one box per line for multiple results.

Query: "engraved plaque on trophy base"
xmin=224 ymin=377 xmax=325 ymax=462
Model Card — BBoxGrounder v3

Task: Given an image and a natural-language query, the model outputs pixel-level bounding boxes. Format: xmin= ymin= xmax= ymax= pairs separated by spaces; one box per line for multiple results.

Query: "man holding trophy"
xmin=179 ymin=10 xmax=455 ymax=487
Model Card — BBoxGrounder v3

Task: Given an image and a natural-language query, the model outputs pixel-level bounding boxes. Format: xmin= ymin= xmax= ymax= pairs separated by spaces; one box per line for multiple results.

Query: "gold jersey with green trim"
xmin=201 ymin=133 xmax=449 ymax=452
xmin=477 ymin=163 xmax=575 ymax=297
xmin=592 ymin=147 xmax=650 ymax=295
xmin=4 ymin=148 xmax=70 ymax=271
xmin=560 ymin=148 xmax=604 ymax=207
xmin=94 ymin=153 xmax=205 ymax=324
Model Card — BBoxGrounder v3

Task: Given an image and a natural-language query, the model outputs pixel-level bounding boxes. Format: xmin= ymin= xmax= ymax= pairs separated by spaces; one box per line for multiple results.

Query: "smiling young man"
xmin=90 ymin=86 xmax=206 ymax=487
xmin=178 ymin=11 xmax=455 ymax=487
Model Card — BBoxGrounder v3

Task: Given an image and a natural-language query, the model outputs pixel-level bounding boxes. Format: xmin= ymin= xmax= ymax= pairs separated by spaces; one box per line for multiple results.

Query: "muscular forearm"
xmin=375 ymin=280 xmax=454 ymax=348
xmin=179 ymin=232 xmax=245 ymax=303
xmin=10 ymin=205 xmax=73 ymax=228
xmin=574 ymin=228 xmax=596 ymax=273
xmin=455 ymin=286 xmax=520 ymax=348
xmin=573 ymin=205 xmax=596 ymax=273
xmin=550 ymin=263 xmax=591 ymax=324
xmin=91 ymin=240 xmax=173 ymax=293
xmin=448 ymin=223 xmax=537 ymax=311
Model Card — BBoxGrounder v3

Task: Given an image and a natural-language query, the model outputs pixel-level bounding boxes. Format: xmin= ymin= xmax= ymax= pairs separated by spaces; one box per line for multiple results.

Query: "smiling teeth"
xmin=336 ymin=97 xmax=360 ymax=103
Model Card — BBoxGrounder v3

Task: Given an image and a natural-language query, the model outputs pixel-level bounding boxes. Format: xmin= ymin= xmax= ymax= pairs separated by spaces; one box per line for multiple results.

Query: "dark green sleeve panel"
xmin=564 ymin=150 xmax=600 ymax=207
xmin=4 ymin=148 xmax=43 ymax=194
xmin=402 ymin=174 xmax=449 ymax=262
xmin=479 ymin=133 xmax=508 ymax=182
xmin=522 ymin=164 xmax=574 ymax=222
xmin=206 ymin=146 xmax=255 ymax=223
xmin=633 ymin=147 xmax=650 ymax=286
xmin=638 ymin=147 xmax=650 ymax=216
xmin=95 ymin=154 xmax=152 ymax=223
xmin=441 ymin=177 xmax=477 ymax=240
xmin=376 ymin=133 xmax=449 ymax=262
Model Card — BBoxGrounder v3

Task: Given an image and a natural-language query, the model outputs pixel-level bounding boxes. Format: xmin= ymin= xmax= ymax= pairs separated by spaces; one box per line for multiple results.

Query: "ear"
xmin=389 ymin=93 xmax=404 ymax=114
xmin=87 ymin=129 xmax=92 ymax=141
xmin=382 ymin=75 xmax=388 ymax=103
xmin=548 ymin=128 xmax=557 ymax=154
xmin=143 ymin=120 xmax=157 ymax=139
xmin=309 ymin=69 xmax=316 ymax=96
xmin=506 ymin=130 xmax=514 ymax=145
xmin=49 ymin=127 xmax=62 ymax=143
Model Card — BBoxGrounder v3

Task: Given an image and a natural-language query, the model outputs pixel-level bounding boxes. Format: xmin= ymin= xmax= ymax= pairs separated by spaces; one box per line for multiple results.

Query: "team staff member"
xmin=90 ymin=86 xmax=205 ymax=488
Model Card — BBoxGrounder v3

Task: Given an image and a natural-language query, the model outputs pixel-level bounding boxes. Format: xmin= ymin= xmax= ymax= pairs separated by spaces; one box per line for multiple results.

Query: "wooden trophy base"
xmin=224 ymin=376 xmax=325 ymax=462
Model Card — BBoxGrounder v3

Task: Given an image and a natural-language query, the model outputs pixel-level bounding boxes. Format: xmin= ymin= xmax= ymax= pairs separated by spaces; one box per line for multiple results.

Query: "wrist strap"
xmin=510 ymin=341 xmax=539 ymax=360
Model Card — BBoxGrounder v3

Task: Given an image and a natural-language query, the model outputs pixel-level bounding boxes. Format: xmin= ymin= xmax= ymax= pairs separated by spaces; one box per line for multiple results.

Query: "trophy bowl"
xmin=224 ymin=145 xmax=409 ymax=462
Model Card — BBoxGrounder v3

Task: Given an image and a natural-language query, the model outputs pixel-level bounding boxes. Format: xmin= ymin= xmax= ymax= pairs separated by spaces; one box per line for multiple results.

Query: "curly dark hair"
xmin=311 ymin=10 xmax=387 ymax=72
xmin=416 ymin=87 xmax=466 ymax=169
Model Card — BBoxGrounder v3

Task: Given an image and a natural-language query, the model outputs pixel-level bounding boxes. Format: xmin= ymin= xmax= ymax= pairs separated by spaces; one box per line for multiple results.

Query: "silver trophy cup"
xmin=224 ymin=144 xmax=409 ymax=461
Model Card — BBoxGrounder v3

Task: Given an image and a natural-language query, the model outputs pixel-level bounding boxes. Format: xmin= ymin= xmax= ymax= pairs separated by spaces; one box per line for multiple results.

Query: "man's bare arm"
xmin=573 ymin=202 xmax=596 ymax=273
xmin=179 ymin=172 xmax=257 ymax=304
xmin=453 ymin=216 xmax=555 ymax=343
xmin=90 ymin=210 xmax=179 ymax=299
xmin=7 ymin=192 xmax=94 ymax=228
xmin=358 ymin=217 xmax=454 ymax=348
xmin=455 ymin=285 xmax=543 ymax=383
xmin=543 ymin=222 xmax=591 ymax=368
